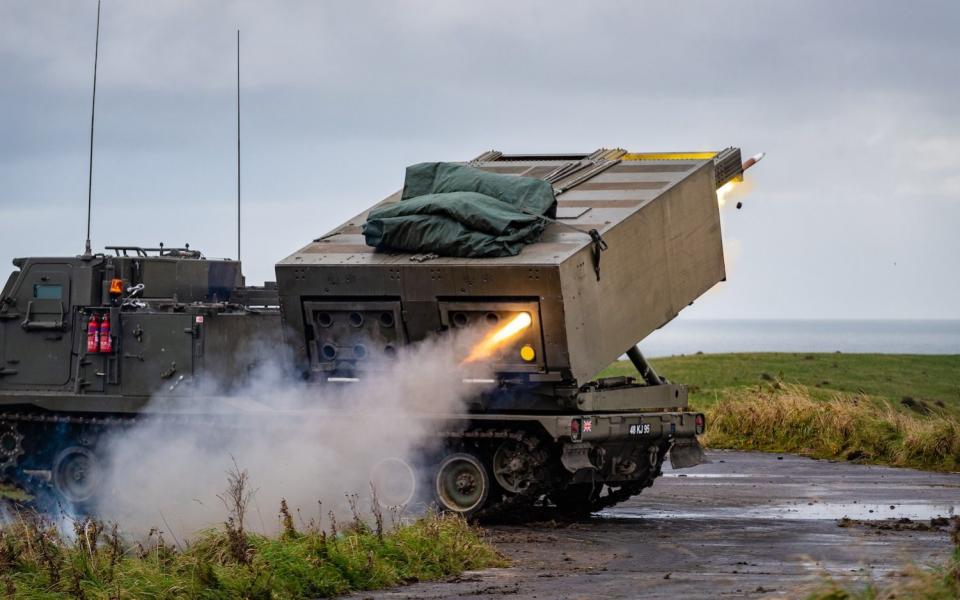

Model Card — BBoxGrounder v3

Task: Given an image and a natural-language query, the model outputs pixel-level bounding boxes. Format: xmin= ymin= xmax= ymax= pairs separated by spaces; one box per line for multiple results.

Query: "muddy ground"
xmin=360 ymin=450 xmax=960 ymax=599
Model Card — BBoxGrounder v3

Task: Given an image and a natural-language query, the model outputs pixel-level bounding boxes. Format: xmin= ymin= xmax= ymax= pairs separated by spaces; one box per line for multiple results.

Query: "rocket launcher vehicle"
xmin=0 ymin=146 xmax=761 ymax=516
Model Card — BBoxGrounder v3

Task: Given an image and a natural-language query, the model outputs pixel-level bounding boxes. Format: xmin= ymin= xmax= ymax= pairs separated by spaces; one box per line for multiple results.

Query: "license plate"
xmin=629 ymin=423 xmax=651 ymax=435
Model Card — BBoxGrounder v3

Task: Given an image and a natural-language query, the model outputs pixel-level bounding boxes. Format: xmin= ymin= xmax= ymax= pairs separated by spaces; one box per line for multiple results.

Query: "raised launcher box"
xmin=277 ymin=148 xmax=741 ymax=385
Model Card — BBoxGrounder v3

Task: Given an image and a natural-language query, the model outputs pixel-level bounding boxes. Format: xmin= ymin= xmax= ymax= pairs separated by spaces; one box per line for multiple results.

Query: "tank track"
xmin=585 ymin=453 xmax=665 ymax=513
xmin=544 ymin=440 xmax=669 ymax=519
xmin=0 ymin=411 xmax=655 ymax=520
xmin=0 ymin=411 xmax=135 ymax=427
xmin=440 ymin=429 xmax=667 ymax=520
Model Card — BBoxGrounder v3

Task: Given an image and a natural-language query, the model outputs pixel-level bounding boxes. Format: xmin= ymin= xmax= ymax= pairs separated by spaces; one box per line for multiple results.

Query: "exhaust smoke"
xmin=91 ymin=329 xmax=494 ymax=537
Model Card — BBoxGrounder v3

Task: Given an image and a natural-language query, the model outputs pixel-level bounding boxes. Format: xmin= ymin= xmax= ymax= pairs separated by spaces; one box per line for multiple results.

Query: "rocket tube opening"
xmin=378 ymin=311 xmax=395 ymax=328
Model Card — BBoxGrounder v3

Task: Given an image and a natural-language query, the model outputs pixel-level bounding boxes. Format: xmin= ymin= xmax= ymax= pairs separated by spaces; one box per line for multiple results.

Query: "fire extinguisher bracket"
xmin=99 ymin=312 xmax=113 ymax=353
xmin=86 ymin=313 xmax=100 ymax=354
xmin=84 ymin=309 xmax=118 ymax=355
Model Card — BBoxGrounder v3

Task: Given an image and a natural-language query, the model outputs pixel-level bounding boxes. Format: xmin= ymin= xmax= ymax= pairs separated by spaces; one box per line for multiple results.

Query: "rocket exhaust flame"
xmin=716 ymin=180 xmax=737 ymax=207
xmin=462 ymin=312 xmax=532 ymax=364
xmin=716 ymin=151 xmax=764 ymax=207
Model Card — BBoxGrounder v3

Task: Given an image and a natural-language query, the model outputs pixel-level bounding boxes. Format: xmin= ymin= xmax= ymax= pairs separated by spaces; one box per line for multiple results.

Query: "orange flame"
xmin=716 ymin=180 xmax=737 ymax=207
xmin=462 ymin=312 xmax=532 ymax=364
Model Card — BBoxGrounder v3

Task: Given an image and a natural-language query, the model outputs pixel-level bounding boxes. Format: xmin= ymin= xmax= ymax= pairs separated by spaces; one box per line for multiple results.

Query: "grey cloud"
xmin=0 ymin=0 xmax=958 ymax=318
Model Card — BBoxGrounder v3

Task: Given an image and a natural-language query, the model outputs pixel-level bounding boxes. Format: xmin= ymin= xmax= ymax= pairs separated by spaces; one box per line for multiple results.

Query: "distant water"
xmin=639 ymin=320 xmax=960 ymax=357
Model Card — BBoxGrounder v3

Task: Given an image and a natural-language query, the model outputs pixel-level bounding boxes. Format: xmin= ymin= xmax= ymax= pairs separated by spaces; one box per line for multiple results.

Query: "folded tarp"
xmin=362 ymin=162 xmax=557 ymax=257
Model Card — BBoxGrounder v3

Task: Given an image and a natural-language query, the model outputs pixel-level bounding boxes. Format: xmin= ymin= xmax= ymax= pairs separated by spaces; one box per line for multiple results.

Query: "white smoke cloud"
xmin=93 ymin=327 xmax=493 ymax=538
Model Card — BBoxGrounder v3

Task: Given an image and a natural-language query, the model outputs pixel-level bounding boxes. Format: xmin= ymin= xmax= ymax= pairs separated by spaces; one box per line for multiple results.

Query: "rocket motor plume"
xmin=716 ymin=151 xmax=764 ymax=208
xmin=463 ymin=312 xmax=532 ymax=364
xmin=716 ymin=180 xmax=737 ymax=207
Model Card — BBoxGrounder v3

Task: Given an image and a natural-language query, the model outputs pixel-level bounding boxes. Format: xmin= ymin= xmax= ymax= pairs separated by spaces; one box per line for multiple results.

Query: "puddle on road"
xmin=662 ymin=473 xmax=766 ymax=479
xmin=601 ymin=502 xmax=959 ymax=522
xmin=768 ymin=502 xmax=958 ymax=520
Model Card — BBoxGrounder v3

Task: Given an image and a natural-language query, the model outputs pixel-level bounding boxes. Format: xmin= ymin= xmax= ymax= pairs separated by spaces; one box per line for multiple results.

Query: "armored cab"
xmin=0 ymin=247 xmax=280 ymax=504
xmin=0 ymin=247 xmax=280 ymax=406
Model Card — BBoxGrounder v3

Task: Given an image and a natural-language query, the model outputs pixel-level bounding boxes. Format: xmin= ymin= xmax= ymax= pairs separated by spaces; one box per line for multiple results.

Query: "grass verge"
xmin=0 ymin=493 xmax=504 ymax=598
xmin=805 ymin=521 xmax=960 ymax=599
xmin=601 ymin=353 xmax=960 ymax=413
xmin=702 ymin=384 xmax=960 ymax=471
xmin=601 ymin=353 xmax=960 ymax=471
xmin=0 ymin=483 xmax=29 ymax=503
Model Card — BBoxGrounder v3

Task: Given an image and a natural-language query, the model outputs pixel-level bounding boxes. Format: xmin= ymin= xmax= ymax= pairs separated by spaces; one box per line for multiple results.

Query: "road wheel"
xmin=51 ymin=446 xmax=101 ymax=507
xmin=434 ymin=452 xmax=489 ymax=518
xmin=370 ymin=457 xmax=418 ymax=507
xmin=492 ymin=440 xmax=536 ymax=495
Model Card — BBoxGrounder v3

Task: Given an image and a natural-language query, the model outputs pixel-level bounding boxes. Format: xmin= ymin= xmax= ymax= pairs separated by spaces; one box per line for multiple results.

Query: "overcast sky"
xmin=1 ymin=1 xmax=957 ymax=319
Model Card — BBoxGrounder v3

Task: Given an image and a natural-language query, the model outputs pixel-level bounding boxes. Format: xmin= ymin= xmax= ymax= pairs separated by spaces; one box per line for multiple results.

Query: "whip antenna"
xmin=84 ymin=0 xmax=101 ymax=257
xmin=236 ymin=29 xmax=241 ymax=262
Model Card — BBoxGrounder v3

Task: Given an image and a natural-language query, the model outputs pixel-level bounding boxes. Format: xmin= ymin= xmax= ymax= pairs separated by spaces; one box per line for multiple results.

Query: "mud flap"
xmin=669 ymin=437 xmax=708 ymax=469
xmin=561 ymin=443 xmax=598 ymax=473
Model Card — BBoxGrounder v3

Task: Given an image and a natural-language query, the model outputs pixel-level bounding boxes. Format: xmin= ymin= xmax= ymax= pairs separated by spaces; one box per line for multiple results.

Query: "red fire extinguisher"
xmin=99 ymin=313 xmax=112 ymax=353
xmin=86 ymin=314 xmax=100 ymax=354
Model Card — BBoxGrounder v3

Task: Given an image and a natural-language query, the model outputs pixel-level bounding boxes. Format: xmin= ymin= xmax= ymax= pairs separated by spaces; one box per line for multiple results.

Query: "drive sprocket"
xmin=0 ymin=421 xmax=25 ymax=471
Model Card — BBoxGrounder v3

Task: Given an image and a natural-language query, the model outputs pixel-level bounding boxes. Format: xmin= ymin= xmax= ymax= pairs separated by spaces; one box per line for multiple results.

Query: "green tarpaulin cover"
xmin=362 ymin=162 xmax=557 ymax=257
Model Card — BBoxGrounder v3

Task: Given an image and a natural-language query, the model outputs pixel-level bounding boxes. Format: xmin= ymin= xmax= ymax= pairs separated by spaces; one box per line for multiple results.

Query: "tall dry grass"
xmin=702 ymin=384 xmax=960 ymax=472
xmin=0 ymin=466 xmax=505 ymax=598
xmin=0 ymin=508 xmax=504 ymax=599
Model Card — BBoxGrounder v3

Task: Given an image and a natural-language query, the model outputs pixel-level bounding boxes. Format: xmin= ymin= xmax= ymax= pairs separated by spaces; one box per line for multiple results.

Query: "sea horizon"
xmin=638 ymin=318 xmax=960 ymax=358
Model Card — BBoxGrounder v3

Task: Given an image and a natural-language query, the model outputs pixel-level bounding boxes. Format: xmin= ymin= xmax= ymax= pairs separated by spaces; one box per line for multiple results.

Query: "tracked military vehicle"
xmin=0 ymin=147 xmax=751 ymax=517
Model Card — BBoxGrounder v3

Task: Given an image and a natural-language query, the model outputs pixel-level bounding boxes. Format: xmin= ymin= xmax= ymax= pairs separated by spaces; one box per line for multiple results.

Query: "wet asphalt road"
xmin=360 ymin=450 xmax=960 ymax=599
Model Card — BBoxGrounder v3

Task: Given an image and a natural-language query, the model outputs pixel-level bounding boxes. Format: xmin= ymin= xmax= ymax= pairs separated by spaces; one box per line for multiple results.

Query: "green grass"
xmin=0 ymin=482 xmax=30 ymax=503
xmin=601 ymin=353 xmax=960 ymax=412
xmin=601 ymin=353 xmax=960 ymax=471
xmin=0 ymin=508 xmax=504 ymax=599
